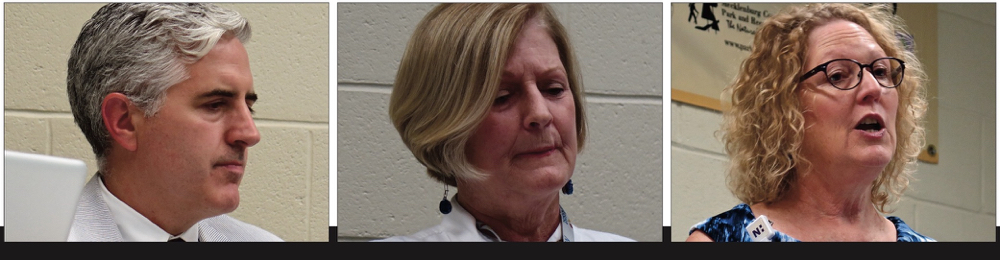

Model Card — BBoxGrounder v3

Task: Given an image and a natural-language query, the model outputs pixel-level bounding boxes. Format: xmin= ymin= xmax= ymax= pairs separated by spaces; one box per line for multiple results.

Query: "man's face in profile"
xmin=130 ymin=34 xmax=259 ymax=216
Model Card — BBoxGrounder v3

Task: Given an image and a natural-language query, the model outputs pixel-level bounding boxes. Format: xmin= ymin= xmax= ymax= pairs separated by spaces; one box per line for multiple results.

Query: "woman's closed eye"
xmin=494 ymin=90 xmax=512 ymax=105
xmin=543 ymin=82 xmax=567 ymax=97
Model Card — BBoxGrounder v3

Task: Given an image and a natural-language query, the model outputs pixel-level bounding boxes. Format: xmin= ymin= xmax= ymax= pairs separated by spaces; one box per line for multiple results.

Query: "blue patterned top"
xmin=689 ymin=204 xmax=936 ymax=242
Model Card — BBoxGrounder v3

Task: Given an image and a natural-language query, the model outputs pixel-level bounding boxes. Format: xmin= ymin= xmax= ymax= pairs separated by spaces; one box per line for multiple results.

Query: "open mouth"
xmin=854 ymin=116 xmax=885 ymax=132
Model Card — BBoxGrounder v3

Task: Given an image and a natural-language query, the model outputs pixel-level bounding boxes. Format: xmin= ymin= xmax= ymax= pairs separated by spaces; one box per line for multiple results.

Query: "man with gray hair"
xmin=66 ymin=3 xmax=281 ymax=242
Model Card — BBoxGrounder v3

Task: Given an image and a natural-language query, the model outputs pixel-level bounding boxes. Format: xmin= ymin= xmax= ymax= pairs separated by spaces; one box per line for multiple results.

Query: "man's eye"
xmin=205 ymin=101 xmax=225 ymax=111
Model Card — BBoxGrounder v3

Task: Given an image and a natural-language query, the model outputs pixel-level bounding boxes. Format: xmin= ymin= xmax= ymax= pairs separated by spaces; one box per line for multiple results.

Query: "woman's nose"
xmin=523 ymin=86 xmax=553 ymax=130
xmin=856 ymin=69 xmax=884 ymax=103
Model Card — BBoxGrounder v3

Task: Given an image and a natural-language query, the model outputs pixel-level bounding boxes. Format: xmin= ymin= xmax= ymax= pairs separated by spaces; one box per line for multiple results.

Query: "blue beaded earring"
xmin=439 ymin=184 xmax=452 ymax=214
xmin=561 ymin=179 xmax=573 ymax=195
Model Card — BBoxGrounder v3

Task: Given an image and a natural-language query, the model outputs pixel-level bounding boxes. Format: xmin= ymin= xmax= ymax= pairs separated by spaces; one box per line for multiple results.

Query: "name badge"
xmin=745 ymin=215 xmax=775 ymax=242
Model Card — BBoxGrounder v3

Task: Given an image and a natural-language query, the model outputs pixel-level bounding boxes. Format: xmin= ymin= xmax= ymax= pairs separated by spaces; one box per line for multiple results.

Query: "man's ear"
xmin=101 ymin=93 xmax=139 ymax=151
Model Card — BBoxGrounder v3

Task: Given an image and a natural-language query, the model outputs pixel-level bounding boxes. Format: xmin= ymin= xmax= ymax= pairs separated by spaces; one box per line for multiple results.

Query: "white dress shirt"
xmin=375 ymin=195 xmax=635 ymax=242
xmin=97 ymin=177 xmax=200 ymax=242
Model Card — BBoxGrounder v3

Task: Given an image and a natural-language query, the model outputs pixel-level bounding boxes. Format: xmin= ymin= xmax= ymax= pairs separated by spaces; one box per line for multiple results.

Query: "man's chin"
xmin=209 ymin=189 xmax=241 ymax=214
xmin=215 ymin=202 xmax=240 ymax=215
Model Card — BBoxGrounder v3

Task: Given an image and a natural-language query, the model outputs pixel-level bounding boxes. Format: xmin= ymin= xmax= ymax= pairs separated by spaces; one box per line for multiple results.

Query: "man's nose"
xmin=227 ymin=104 xmax=260 ymax=148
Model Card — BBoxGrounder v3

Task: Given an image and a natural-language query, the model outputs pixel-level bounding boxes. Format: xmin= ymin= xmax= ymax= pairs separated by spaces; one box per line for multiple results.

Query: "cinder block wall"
xmin=670 ymin=4 xmax=996 ymax=242
xmin=337 ymin=3 xmax=664 ymax=241
xmin=3 ymin=3 xmax=330 ymax=241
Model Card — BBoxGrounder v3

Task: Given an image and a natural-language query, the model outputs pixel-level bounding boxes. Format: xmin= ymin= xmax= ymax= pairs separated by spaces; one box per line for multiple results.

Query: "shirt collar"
xmin=440 ymin=195 xmax=487 ymax=240
xmin=452 ymin=194 xmax=574 ymax=242
xmin=98 ymin=176 xmax=200 ymax=242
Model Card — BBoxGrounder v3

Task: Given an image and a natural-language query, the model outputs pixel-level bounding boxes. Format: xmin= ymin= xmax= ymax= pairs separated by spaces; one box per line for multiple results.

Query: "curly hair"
xmin=721 ymin=3 xmax=927 ymax=213
xmin=389 ymin=4 xmax=586 ymax=186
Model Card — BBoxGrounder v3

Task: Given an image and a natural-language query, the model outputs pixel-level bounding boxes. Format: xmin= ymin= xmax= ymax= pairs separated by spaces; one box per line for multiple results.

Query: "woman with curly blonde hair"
xmin=687 ymin=4 xmax=934 ymax=242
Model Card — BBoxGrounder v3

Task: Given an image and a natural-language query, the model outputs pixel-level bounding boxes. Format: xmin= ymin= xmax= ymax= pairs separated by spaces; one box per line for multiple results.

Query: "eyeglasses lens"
xmin=826 ymin=58 xmax=903 ymax=89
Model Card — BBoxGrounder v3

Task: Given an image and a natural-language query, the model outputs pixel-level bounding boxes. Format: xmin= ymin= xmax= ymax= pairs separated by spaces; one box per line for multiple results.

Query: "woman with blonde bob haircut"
xmin=381 ymin=3 xmax=632 ymax=242
xmin=688 ymin=4 xmax=934 ymax=242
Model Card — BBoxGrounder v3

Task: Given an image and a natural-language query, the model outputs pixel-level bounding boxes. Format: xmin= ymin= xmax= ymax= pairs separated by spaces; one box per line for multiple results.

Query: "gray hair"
xmin=67 ymin=3 xmax=251 ymax=172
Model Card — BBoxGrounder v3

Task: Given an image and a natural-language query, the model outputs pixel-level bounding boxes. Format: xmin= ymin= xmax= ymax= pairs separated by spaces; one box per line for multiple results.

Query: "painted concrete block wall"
xmin=670 ymin=4 xmax=996 ymax=242
xmin=3 ymin=3 xmax=330 ymax=241
xmin=338 ymin=3 xmax=664 ymax=241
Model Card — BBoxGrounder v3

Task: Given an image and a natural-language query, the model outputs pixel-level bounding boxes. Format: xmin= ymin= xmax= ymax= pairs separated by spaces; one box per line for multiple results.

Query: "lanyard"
xmin=475 ymin=206 xmax=574 ymax=242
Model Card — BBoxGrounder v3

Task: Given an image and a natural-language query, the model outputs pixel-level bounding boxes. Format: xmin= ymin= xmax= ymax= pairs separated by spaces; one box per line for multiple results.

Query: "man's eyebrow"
xmin=198 ymin=89 xmax=257 ymax=101
xmin=199 ymin=89 xmax=236 ymax=99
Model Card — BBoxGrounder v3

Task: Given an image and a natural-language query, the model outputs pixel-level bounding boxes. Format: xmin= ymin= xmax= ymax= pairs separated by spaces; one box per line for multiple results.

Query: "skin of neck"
xmin=752 ymin=164 xmax=894 ymax=241
xmin=102 ymin=148 xmax=206 ymax=236
xmin=456 ymin=179 xmax=563 ymax=242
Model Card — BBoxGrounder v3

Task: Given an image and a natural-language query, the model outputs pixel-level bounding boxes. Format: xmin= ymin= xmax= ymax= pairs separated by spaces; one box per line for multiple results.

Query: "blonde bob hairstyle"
xmin=389 ymin=4 xmax=587 ymax=187
xmin=721 ymin=3 xmax=927 ymax=213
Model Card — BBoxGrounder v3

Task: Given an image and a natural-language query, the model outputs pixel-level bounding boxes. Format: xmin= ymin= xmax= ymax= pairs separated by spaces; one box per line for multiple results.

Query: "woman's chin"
xmin=508 ymin=167 xmax=571 ymax=195
xmin=853 ymin=147 xmax=894 ymax=168
xmin=536 ymin=172 xmax=572 ymax=193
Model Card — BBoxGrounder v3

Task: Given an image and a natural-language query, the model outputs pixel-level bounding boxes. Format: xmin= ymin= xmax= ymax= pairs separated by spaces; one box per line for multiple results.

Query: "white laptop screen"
xmin=4 ymin=150 xmax=88 ymax=242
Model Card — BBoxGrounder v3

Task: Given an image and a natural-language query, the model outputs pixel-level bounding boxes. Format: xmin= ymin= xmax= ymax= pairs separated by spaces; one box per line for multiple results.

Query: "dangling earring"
xmin=439 ymin=183 xmax=452 ymax=214
xmin=561 ymin=179 xmax=573 ymax=195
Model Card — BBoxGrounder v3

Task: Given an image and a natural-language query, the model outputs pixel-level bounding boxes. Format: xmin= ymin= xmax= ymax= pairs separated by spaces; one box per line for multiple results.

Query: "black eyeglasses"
xmin=799 ymin=57 xmax=905 ymax=90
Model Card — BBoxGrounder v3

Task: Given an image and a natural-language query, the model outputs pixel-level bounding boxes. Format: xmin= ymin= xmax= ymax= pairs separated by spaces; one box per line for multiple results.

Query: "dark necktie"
xmin=168 ymin=237 xmax=185 ymax=242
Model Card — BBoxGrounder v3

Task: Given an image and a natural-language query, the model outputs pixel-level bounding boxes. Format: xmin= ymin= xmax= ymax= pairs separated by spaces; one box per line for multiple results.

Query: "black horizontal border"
xmin=3 ymin=226 xmax=997 ymax=258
